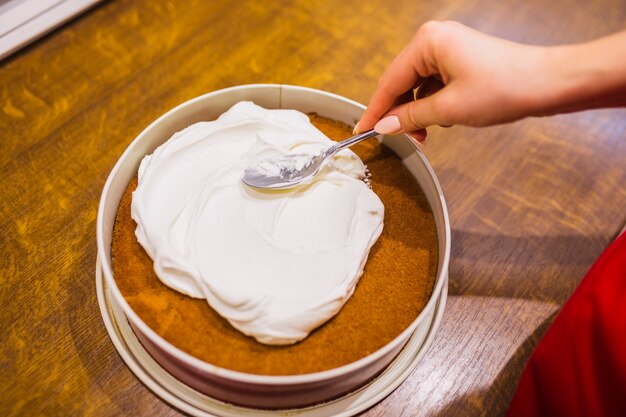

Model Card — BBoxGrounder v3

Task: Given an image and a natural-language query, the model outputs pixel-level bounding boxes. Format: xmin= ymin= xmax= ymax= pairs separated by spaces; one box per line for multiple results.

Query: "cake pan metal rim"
xmin=96 ymin=83 xmax=450 ymax=385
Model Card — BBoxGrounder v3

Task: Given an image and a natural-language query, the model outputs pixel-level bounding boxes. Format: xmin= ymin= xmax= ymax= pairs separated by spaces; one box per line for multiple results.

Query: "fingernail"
xmin=352 ymin=121 xmax=360 ymax=135
xmin=374 ymin=115 xmax=401 ymax=134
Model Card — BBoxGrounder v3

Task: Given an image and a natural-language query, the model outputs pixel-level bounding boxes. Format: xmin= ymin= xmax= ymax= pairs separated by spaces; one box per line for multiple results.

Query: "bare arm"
xmin=356 ymin=21 xmax=626 ymax=139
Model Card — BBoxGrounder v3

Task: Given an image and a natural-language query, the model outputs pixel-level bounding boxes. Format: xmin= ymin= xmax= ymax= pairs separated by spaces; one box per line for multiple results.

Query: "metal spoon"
xmin=242 ymin=129 xmax=379 ymax=189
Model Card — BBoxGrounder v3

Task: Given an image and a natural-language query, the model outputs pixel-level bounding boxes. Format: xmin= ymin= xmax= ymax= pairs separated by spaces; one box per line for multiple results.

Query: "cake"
xmin=111 ymin=104 xmax=438 ymax=376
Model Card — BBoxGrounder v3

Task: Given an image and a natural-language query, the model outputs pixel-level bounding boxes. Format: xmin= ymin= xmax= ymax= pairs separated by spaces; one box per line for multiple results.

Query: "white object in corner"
xmin=0 ymin=0 xmax=103 ymax=61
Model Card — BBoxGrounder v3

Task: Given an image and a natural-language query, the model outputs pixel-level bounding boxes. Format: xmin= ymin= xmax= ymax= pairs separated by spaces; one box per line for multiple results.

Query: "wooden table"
xmin=2 ymin=1 xmax=625 ymax=415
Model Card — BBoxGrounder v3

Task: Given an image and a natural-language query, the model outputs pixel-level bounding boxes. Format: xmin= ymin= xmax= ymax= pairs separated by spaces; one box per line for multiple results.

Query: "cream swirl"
xmin=131 ymin=102 xmax=384 ymax=345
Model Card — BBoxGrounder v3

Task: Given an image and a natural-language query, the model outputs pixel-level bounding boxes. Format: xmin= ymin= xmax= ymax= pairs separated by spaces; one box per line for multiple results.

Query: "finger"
xmin=358 ymin=78 xmax=441 ymax=134
xmin=374 ymin=90 xmax=449 ymax=134
xmin=357 ymin=75 xmax=422 ymax=133
xmin=369 ymin=78 xmax=446 ymax=134
xmin=357 ymin=46 xmax=433 ymax=133
xmin=415 ymin=77 xmax=448 ymax=129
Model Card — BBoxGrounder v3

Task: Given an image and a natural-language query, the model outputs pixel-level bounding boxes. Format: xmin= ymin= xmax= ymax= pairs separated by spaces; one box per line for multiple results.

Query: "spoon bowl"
xmin=242 ymin=129 xmax=379 ymax=189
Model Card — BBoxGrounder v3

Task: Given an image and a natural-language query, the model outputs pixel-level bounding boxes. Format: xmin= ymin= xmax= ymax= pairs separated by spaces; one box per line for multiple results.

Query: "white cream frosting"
xmin=131 ymin=101 xmax=384 ymax=345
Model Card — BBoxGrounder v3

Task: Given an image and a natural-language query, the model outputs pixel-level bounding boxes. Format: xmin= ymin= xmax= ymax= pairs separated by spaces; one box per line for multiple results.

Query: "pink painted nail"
xmin=374 ymin=115 xmax=401 ymax=134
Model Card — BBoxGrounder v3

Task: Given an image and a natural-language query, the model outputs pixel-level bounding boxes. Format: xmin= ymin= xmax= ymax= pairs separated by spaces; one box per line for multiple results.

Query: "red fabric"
xmin=507 ymin=232 xmax=626 ymax=417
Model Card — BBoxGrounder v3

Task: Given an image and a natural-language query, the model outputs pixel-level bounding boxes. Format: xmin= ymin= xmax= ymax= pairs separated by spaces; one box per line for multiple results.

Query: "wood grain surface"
xmin=1 ymin=0 xmax=625 ymax=416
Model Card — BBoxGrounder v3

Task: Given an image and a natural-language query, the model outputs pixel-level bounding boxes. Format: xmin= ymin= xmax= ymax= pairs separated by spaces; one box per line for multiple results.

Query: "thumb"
xmin=374 ymin=91 xmax=449 ymax=134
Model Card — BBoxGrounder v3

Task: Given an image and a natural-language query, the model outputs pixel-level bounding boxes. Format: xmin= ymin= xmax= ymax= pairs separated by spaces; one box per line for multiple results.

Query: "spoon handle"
xmin=326 ymin=129 xmax=379 ymax=156
xmin=332 ymin=129 xmax=379 ymax=153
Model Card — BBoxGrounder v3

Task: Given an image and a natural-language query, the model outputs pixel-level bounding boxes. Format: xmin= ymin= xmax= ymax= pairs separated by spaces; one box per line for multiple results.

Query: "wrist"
xmin=519 ymin=45 xmax=588 ymax=117
xmin=525 ymin=33 xmax=626 ymax=116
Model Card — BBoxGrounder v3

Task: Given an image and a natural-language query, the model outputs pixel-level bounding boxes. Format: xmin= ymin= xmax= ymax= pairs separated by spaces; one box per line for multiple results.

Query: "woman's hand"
xmin=356 ymin=21 xmax=626 ymax=140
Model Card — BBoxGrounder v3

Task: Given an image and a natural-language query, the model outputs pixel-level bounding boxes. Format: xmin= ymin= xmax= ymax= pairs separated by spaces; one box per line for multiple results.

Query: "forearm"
xmin=530 ymin=31 xmax=626 ymax=117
